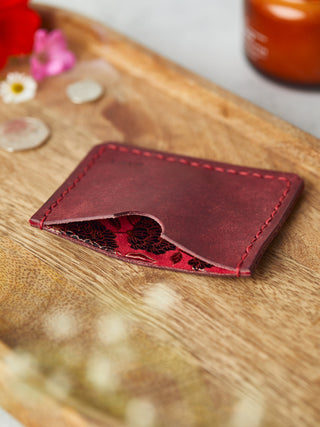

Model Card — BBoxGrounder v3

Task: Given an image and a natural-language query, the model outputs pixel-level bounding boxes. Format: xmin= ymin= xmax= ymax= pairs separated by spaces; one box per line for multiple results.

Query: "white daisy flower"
xmin=0 ymin=72 xmax=37 ymax=104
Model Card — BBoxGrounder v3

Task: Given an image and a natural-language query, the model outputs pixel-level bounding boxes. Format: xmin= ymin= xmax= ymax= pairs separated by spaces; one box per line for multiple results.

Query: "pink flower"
xmin=30 ymin=29 xmax=76 ymax=81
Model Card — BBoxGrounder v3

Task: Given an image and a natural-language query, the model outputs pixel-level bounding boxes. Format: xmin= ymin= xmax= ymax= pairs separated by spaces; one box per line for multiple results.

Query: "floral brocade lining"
xmin=49 ymin=215 xmax=233 ymax=274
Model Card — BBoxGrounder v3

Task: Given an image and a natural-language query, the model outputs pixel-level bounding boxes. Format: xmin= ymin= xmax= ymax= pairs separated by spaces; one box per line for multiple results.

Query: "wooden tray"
xmin=0 ymin=5 xmax=319 ymax=427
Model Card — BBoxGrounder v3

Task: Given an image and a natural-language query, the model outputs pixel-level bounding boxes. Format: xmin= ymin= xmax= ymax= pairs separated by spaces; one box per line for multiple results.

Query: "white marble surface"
xmin=31 ymin=0 xmax=320 ymax=139
xmin=0 ymin=408 xmax=25 ymax=427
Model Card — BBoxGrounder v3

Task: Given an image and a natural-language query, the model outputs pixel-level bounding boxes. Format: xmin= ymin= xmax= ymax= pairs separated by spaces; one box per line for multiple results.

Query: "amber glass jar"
xmin=244 ymin=0 xmax=320 ymax=84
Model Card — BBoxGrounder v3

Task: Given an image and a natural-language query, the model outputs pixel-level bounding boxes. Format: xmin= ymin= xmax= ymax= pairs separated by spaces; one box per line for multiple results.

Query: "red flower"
xmin=0 ymin=0 xmax=40 ymax=70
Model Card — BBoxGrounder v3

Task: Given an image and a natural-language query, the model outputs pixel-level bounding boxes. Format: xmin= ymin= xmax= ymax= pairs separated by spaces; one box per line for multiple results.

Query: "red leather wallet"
xmin=30 ymin=142 xmax=304 ymax=277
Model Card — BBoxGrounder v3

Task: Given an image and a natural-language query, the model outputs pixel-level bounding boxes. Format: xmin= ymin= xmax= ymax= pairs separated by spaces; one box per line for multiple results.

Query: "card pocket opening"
xmin=48 ymin=214 xmax=236 ymax=275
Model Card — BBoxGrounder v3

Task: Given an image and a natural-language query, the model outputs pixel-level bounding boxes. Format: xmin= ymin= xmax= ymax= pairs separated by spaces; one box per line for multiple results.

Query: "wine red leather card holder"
xmin=30 ymin=142 xmax=304 ymax=277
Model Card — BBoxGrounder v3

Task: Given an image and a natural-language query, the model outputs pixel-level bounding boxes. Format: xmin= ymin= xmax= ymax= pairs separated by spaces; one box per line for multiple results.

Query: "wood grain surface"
xmin=0 ymin=4 xmax=319 ymax=427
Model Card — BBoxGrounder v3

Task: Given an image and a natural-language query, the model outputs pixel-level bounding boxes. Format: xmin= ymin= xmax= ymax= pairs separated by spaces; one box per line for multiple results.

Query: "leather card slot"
xmin=30 ymin=142 xmax=304 ymax=277
xmin=47 ymin=215 xmax=237 ymax=275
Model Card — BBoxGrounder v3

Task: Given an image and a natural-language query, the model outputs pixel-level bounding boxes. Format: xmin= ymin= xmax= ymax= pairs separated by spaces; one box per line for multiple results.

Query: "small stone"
xmin=0 ymin=117 xmax=50 ymax=152
xmin=66 ymin=79 xmax=104 ymax=104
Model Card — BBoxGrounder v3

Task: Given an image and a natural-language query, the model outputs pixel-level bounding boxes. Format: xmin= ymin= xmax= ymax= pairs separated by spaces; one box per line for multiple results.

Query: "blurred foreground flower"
xmin=0 ymin=0 xmax=40 ymax=70
xmin=0 ymin=72 xmax=37 ymax=103
xmin=31 ymin=29 xmax=76 ymax=81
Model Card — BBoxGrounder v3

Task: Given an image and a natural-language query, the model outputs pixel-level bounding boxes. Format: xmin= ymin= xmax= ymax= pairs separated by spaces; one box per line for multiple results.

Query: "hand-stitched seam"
xmin=106 ymin=144 xmax=292 ymax=276
xmin=39 ymin=143 xmax=292 ymax=276
xmin=106 ymin=143 xmax=290 ymax=180
xmin=235 ymin=177 xmax=291 ymax=276
xmin=39 ymin=146 xmax=107 ymax=229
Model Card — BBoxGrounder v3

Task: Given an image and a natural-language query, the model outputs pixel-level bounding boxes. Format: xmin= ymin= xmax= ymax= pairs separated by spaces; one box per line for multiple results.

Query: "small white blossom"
xmin=0 ymin=72 xmax=37 ymax=103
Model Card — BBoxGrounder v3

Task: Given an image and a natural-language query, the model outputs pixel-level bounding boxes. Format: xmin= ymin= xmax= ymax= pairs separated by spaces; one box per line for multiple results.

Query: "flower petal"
xmin=0 ymin=44 xmax=8 ymax=70
xmin=44 ymin=57 xmax=69 ymax=76
xmin=33 ymin=29 xmax=49 ymax=54
xmin=4 ymin=5 xmax=41 ymax=56
xmin=0 ymin=0 xmax=28 ymax=9
xmin=59 ymin=50 xmax=76 ymax=69
xmin=0 ymin=72 xmax=37 ymax=104
xmin=30 ymin=29 xmax=76 ymax=80
xmin=30 ymin=57 xmax=47 ymax=81
xmin=46 ymin=29 xmax=68 ymax=52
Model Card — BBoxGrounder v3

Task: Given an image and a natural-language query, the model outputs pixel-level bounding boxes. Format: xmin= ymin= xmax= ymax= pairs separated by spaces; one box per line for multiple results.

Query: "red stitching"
xmin=39 ymin=143 xmax=292 ymax=276
xmin=226 ymin=169 xmax=237 ymax=174
xmin=143 ymin=151 xmax=152 ymax=157
xmin=39 ymin=146 xmax=107 ymax=229
xmin=179 ymin=158 xmax=189 ymax=165
xmin=119 ymin=146 xmax=129 ymax=152
xmin=235 ymin=178 xmax=291 ymax=276
xmin=105 ymin=145 xmax=292 ymax=276
xmin=263 ymin=174 xmax=275 ymax=180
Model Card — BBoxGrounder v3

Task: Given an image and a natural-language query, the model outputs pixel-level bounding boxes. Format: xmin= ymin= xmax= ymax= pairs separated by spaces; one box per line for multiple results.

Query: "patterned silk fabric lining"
xmin=52 ymin=215 xmax=232 ymax=274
